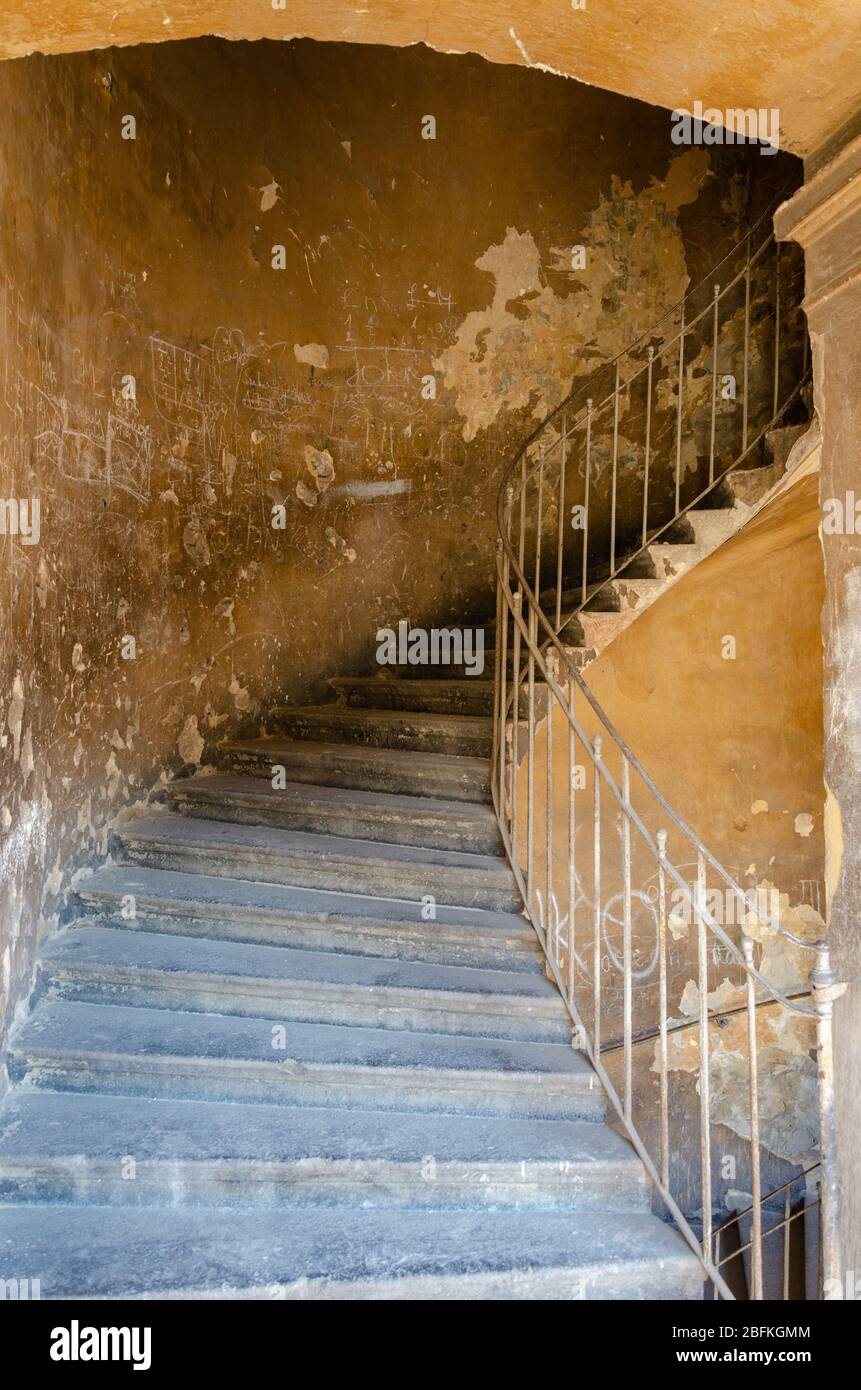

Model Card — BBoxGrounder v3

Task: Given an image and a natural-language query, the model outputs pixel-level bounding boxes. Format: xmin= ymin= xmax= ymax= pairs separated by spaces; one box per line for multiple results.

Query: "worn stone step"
xmin=40 ymin=926 xmax=568 ymax=1043
xmin=0 ymin=1201 xmax=703 ymax=1299
xmin=10 ymin=1000 xmax=604 ymax=1120
xmin=222 ymin=737 xmax=491 ymax=803
xmin=329 ymin=676 xmax=495 ymax=716
xmin=269 ymin=705 xmax=493 ymax=757
xmin=0 ymin=1090 xmax=646 ymax=1212
xmin=73 ymin=866 xmax=541 ymax=972
xmin=165 ymin=773 xmax=502 ymax=854
xmin=114 ymin=815 xmax=521 ymax=911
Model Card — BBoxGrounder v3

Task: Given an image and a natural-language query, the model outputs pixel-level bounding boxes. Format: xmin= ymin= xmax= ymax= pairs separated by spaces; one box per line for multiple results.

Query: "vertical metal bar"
xmin=742 ymin=232 xmax=751 ymax=453
xmin=657 ymin=829 xmax=670 ymax=1194
xmin=567 ymin=678 xmax=576 ymax=1007
xmin=610 ymin=364 xmax=620 ymax=576
xmin=742 ymin=932 xmax=764 ymax=1300
xmin=811 ymin=944 xmax=843 ymax=1298
xmin=526 ymin=608 xmax=537 ymax=919
xmin=696 ymin=852 xmax=713 ymax=1266
xmin=642 ymin=348 xmax=653 ymax=548
xmin=674 ymin=300 xmax=686 ymax=515
xmin=783 ymin=1185 xmax=791 ymax=1301
xmin=518 ymin=456 xmax=527 ymax=574
xmin=581 ymin=400 xmax=592 ymax=606
xmin=709 ymin=284 xmax=720 ymax=487
xmin=773 ymin=242 xmax=781 ymax=418
xmin=510 ymin=590 xmax=522 ymax=863
xmin=592 ymin=734 xmax=603 ymax=1058
xmin=622 ymin=756 xmax=633 ymax=1124
xmin=492 ymin=541 xmax=504 ymax=809
xmin=555 ymin=413 xmax=567 ymax=631
xmin=497 ymin=542 xmax=509 ymax=825
xmin=534 ymin=454 xmax=545 ymax=605
xmin=545 ymin=652 xmax=555 ymax=962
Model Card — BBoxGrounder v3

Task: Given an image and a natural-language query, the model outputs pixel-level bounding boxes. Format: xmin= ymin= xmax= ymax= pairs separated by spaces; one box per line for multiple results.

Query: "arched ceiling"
xmin=0 ymin=1 xmax=858 ymax=160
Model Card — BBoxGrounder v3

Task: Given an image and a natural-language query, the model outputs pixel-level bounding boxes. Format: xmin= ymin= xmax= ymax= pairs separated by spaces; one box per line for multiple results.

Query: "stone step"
xmin=73 ymin=866 xmax=541 ymax=972
xmin=40 ymin=926 xmax=568 ymax=1043
xmin=222 ymin=738 xmax=491 ymax=803
xmin=0 ymin=1090 xmax=646 ymax=1212
xmin=10 ymin=1000 xmax=604 ymax=1120
xmin=114 ymin=815 xmax=521 ymax=911
xmin=329 ymin=676 xmax=495 ymax=716
xmin=0 ymin=1201 xmax=703 ymax=1299
xmin=164 ymin=773 xmax=502 ymax=854
xmin=268 ymin=705 xmax=493 ymax=757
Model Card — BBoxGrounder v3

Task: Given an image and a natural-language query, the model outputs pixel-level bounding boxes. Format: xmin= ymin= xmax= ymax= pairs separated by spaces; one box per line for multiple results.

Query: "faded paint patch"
xmin=794 ymin=812 xmax=814 ymax=837
xmin=435 ymin=150 xmax=710 ymax=440
xmin=294 ymin=343 xmax=329 ymax=371
xmin=659 ymin=886 xmax=823 ymax=1162
xmin=177 ymin=714 xmax=204 ymax=765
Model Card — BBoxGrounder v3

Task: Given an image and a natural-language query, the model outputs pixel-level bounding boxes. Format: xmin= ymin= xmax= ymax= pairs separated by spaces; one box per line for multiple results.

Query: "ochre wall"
xmin=0 ymin=35 xmax=792 ymax=1064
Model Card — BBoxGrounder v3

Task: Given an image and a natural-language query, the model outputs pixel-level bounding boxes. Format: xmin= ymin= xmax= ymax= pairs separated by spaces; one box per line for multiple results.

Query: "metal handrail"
xmin=490 ymin=191 xmax=843 ymax=1301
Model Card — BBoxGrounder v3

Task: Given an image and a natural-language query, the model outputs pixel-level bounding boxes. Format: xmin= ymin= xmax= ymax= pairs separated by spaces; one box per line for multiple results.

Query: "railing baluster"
xmin=567 ymin=677 xmax=576 ymax=1007
xmin=742 ymin=231 xmax=751 ymax=452
xmin=496 ymin=538 xmax=509 ymax=824
xmin=773 ymin=242 xmax=781 ymax=418
xmin=534 ymin=451 xmax=545 ymax=609
xmin=642 ymin=348 xmax=653 ymax=548
xmin=593 ymin=734 xmax=602 ymax=1059
xmin=555 ymin=413 xmax=567 ymax=631
xmin=696 ymin=852 xmax=713 ymax=1268
xmin=709 ymin=284 xmax=720 ymax=487
xmin=581 ymin=399 xmax=592 ymax=606
xmin=510 ymin=590 xmax=522 ymax=862
xmin=545 ymin=653 xmax=555 ymax=962
xmin=742 ymin=932 xmax=763 ymax=1300
xmin=622 ymin=756 xmax=633 ymax=1124
xmin=657 ymin=829 xmax=670 ymax=1194
xmin=675 ymin=300 xmax=685 ymax=514
xmin=610 ymin=364 xmax=620 ymax=576
xmin=811 ymin=944 xmax=843 ymax=1298
xmin=526 ymin=607 xmax=537 ymax=921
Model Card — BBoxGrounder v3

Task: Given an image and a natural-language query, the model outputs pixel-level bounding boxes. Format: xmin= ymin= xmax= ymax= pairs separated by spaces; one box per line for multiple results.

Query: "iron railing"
xmin=490 ymin=193 xmax=843 ymax=1300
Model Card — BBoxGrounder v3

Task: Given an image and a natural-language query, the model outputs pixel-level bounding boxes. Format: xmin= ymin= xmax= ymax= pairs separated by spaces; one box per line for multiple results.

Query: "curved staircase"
xmin=0 ymin=672 xmax=702 ymax=1299
xmin=0 ymin=199 xmax=838 ymax=1302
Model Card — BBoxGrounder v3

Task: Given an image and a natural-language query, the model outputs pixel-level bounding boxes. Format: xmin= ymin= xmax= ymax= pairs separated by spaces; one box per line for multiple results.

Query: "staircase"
xmin=0 ymin=204 xmax=836 ymax=1301
xmin=0 ymin=666 xmax=703 ymax=1300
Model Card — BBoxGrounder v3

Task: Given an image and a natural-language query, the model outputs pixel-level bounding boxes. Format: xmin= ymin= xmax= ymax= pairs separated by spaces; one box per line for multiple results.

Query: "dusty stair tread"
xmin=76 ymin=865 xmax=533 ymax=939
xmin=73 ymin=865 xmax=541 ymax=972
xmin=0 ymin=1202 xmax=703 ymax=1299
xmin=0 ymin=1088 xmax=638 ymax=1173
xmin=222 ymin=737 xmax=492 ymax=802
xmin=117 ymin=813 xmax=509 ymax=872
xmin=328 ymin=676 xmax=494 ymax=714
xmin=11 ymin=998 xmax=592 ymax=1082
xmin=168 ymin=773 xmax=498 ymax=823
xmin=269 ymin=704 xmax=493 ymax=755
xmin=41 ymin=923 xmax=564 ymax=1008
xmin=165 ymin=773 xmax=501 ymax=851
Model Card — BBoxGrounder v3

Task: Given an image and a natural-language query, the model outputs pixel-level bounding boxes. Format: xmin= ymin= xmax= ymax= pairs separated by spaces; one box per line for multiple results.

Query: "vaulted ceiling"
xmin=1 ymin=1 xmax=858 ymax=161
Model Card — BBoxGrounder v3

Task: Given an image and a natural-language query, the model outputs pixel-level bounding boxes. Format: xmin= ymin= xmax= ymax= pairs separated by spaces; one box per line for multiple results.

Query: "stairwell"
xmin=0 ymin=654 xmax=706 ymax=1299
